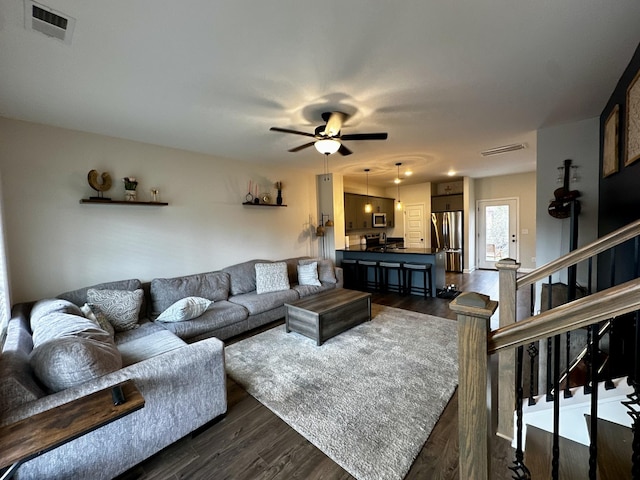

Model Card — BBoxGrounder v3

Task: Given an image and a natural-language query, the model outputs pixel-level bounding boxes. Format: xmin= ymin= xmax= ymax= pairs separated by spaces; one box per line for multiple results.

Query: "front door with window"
xmin=477 ymin=198 xmax=518 ymax=269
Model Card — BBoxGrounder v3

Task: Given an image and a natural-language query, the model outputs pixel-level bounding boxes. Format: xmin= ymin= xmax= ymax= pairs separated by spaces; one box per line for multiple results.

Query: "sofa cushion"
xmin=156 ymin=296 xmax=212 ymax=322
xmin=299 ymin=258 xmax=337 ymax=284
xmin=30 ymin=336 xmax=122 ymax=392
xmin=57 ymin=278 xmax=143 ymax=308
xmin=30 ymin=299 xmax=84 ymax=332
xmin=115 ymin=320 xmax=187 ymax=366
xmin=281 ymin=256 xmax=311 ymax=284
xmin=229 ymin=288 xmax=299 ymax=315
xmin=150 ymin=271 xmax=229 ymax=317
xmin=32 ymin=312 xmax=114 ymax=349
xmin=158 ymin=300 xmax=249 ymax=340
xmin=87 ymin=288 xmax=144 ymax=332
xmin=255 ymin=262 xmax=290 ymax=294
xmin=297 ymin=261 xmax=321 ymax=286
xmin=222 ymin=259 xmax=270 ymax=296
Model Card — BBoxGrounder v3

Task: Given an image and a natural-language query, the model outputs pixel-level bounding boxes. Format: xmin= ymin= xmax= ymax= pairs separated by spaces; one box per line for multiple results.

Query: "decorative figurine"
xmin=87 ymin=170 xmax=112 ymax=200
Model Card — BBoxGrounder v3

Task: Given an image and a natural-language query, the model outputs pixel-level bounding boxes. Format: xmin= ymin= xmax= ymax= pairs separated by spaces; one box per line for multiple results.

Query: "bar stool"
xmin=403 ymin=263 xmax=433 ymax=298
xmin=379 ymin=261 xmax=404 ymax=293
xmin=358 ymin=260 xmax=380 ymax=291
xmin=340 ymin=259 xmax=359 ymax=289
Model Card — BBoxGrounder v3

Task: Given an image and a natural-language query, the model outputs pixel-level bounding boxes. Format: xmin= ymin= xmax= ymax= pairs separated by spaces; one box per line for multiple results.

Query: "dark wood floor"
xmin=118 ymin=270 xmax=522 ymax=480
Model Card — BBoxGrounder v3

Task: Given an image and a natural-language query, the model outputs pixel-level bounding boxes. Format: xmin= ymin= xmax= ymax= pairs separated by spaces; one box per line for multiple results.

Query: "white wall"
xmin=0 ymin=118 xmax=320 ymax=303
xmin=536 ymin=117 xmax=600 ymax=290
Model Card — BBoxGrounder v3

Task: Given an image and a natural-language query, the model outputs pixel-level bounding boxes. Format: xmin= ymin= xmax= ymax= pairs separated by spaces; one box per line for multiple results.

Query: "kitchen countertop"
xmin=337 ymin=247 xmax=443 ymax=255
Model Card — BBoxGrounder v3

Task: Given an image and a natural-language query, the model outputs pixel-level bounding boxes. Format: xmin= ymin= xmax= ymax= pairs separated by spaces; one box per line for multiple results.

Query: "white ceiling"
xmin=1 ymin=1 xmax=640 ymax=187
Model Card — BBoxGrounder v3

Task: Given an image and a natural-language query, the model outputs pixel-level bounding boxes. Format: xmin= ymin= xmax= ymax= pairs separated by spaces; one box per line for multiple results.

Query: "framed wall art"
xmin=626 ymin=69 xmax=640 ymax=166
xmin=602 ymin=104 xmax=619 ymax=177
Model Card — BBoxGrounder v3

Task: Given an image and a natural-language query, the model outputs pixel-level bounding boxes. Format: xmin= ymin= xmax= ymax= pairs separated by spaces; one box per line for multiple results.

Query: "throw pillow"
xmin=30 ymin=299 xmax=84 ymax=332
xmin=299 ymin=258 xmax=337 ymax=284
xmin=87 ymin=288 xmax=144 ymax=332
xmin=80 ymin=303 xmax=115 ymax=337
xmin=255 ymin=262 xmax=290 ymax=294
xmin=31 ymin=313 xmax=114 ymax=349
xmin=30 ymin=336 xmax=122 ymax=392
xmin=156 ymin=296 xmax=212 ymax=322
xmin=297 ymin=262 xmax=321 ymax=286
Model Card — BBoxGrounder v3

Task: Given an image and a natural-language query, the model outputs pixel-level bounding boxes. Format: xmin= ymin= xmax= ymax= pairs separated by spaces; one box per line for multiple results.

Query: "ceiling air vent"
xmin=24 ymin=0 xmax=76 ymax=44
xmin=480 ymin=143 xmax=527 ymax=157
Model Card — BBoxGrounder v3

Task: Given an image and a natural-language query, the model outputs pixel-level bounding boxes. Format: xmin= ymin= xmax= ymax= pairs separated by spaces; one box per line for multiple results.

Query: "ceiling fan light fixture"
xmin=314 ymin=139 xmax=341 ymax=155
xmin=480 ymin=143 xmax=527 ymax=156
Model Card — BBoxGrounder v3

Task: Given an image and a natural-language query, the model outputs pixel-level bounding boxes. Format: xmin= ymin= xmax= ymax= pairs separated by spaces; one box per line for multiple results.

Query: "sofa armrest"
xmin=1 ymin=337 xmax=226 ymax=425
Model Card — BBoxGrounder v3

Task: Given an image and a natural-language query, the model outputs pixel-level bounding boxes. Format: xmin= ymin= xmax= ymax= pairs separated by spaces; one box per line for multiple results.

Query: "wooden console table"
xmin=0 ymin=380 xmax=144 ymax=479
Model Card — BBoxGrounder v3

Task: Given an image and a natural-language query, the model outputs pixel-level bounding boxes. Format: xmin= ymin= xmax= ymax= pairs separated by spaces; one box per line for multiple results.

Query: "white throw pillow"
xmin=255 ymin=262 xmax=290 ymax=294
xmin=297 ymin=262 xmax=321 ymax=286
xmin=156 ymin=296 xmax=212 ymax=322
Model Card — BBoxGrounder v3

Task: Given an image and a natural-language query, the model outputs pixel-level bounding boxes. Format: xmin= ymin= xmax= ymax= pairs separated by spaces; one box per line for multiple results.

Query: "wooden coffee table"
xmin=285 ymin=288 xmax=371 ymax=345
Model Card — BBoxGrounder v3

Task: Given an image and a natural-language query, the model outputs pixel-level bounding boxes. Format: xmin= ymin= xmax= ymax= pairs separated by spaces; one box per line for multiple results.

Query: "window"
xmin=0 ymin=182 xmax=11 ymax=347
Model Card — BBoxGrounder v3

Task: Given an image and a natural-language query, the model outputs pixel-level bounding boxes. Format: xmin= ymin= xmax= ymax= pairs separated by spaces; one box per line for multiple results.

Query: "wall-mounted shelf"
xmin=80 ymin=199 xmax=168 ymax=206
xmin=242 ymin=202 xmax=287 ymax=207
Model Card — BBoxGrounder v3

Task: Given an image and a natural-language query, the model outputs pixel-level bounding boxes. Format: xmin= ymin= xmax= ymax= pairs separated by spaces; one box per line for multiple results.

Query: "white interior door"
xmin=404 ymin=203 xmax=425 ymax=248
xmin=477 ymin=198 xmax=518 ymax=269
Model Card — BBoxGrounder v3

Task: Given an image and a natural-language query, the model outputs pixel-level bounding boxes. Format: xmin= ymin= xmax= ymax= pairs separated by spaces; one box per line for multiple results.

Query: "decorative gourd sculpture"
xmin=87 ymin=170 xmax=112 ymax=200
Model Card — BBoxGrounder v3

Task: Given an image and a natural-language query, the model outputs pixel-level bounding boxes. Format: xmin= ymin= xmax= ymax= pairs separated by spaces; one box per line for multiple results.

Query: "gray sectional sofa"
xmin=0 ymin=256 xmax=342 ymax=479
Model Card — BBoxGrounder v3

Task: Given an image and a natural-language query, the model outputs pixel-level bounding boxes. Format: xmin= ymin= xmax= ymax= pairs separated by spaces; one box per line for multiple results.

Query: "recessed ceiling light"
xmin=405 ymin=170 xmax=413 ymax=176
xmin=480 ymin=143 xmax=527 ymax=156
xmin=447 ymin=170 xmax=456 ymax=176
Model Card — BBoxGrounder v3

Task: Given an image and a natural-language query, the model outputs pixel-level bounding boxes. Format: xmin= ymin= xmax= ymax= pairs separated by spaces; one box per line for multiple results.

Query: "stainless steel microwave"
xmin=372 ymin=213 xmax=387 ymax=227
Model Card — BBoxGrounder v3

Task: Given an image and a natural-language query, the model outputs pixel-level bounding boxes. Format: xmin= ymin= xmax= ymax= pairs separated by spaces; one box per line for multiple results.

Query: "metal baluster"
xmin=565 ymin=331 xmax=573 ymax=398
xmin=528 ymin=342 xmax=538 ymax=406
xmin=621 ymin=310 xmax=640 ymax=477
xmin=509 ymin=345 xmax=532 ymax=480
xmin=588 ymin=323 xmax=599 ymax=480
xmin=552 ymin=334 xmax=561 ymax=479
xmin=605 ymin=320 xmax=615 ymax=390
xmin=584 ymin=326 xmax=593 ymax=395
xmin=587 ymin=257 xmax=593 ymax=294
xmin=546 ymin=275 xmax=554 ymax=403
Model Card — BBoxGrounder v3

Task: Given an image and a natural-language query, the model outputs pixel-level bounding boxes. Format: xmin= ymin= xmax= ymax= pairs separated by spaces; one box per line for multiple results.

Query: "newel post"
xmin=496 ymin=258 xmax=520 ymax=441
xmin=450 ymin=292 xmax=498 ymax=480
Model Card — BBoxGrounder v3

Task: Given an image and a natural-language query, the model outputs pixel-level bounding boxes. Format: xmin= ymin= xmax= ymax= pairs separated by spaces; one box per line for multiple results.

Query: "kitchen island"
xmin=335 ymin=247 xmax=446 ymax=297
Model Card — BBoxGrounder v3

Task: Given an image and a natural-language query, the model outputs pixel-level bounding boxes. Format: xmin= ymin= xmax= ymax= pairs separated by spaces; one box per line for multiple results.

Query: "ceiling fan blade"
xmin=270 ymin=127 xmax=316 ymax=138
xmin=338 ymin=144 xmax=353 ymax=156
xmin=340 ymin=133 xmax=388 ymax=141
xmin=288 ymin=141 xmax=316 ymax=152
xmin=323 ymin=111 xmax=347 ymax=137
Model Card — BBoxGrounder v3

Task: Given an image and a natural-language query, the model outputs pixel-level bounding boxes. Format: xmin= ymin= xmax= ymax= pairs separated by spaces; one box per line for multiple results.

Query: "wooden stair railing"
xmin=452 ymin=277 xmax=640 ymax=479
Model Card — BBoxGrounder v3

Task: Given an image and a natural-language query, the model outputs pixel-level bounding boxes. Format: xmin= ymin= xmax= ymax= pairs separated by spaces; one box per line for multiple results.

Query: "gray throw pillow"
xmin=81 ymin=303 xmax=115 ymax=337
xmin=31 ymin=313 xmax=114 ymax=349
xmin=255 ymin=262 xmax=290 ymax=294
xmin=156 ymin=296 xmax=212 ymax=322
xmin=87 ymin=288 xmax=144 ymax=332
xmin=299 ymin=258 xmax=337 ymax=283
xmin=30 ymin=299 xmax=84 ymax=332
xmin=30 ymin=337 xmax=122 ymax=392
xmin=297 ymin=262 xmax=321 ymax=286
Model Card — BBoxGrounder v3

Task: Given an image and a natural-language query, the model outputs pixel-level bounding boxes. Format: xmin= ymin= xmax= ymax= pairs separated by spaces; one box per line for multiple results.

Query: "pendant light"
xmin=364 ymin=168 xmax=372 ymax=213
xmin=395 ymin=162 xmax=403 ymax=211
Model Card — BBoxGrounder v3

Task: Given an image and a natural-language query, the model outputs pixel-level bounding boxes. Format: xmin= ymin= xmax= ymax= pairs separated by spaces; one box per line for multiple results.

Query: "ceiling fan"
xmin=270 ymin=111 xmax=388 ymax=156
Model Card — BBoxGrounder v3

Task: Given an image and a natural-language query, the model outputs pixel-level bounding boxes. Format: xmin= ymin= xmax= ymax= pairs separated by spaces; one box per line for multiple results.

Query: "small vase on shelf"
xmin=125 ymin=190 xmax=137 ymax=202
xmin=276 ymin=190 xmax=283 ymax=205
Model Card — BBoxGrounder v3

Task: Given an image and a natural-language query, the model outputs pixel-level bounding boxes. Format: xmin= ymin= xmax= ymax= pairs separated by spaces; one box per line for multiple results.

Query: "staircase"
xmin=452 ymin=218 xmax=640 ymax=479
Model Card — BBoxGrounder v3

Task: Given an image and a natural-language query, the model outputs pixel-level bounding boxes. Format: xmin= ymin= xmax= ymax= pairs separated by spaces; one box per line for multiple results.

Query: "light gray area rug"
xmin=225 ymin=304 xmax=458 ymax=480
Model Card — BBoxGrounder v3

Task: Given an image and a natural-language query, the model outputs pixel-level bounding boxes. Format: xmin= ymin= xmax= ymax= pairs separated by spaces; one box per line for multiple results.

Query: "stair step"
xmin=525 ymin=425 xmax=590 ymax=480
xmin=585 ymin=415 xmax=633 ymax=480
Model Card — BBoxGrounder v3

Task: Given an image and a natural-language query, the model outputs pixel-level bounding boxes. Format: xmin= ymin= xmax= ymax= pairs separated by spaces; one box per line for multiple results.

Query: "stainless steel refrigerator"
xmin=431 ymin=211 xmax=463 ymax=272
